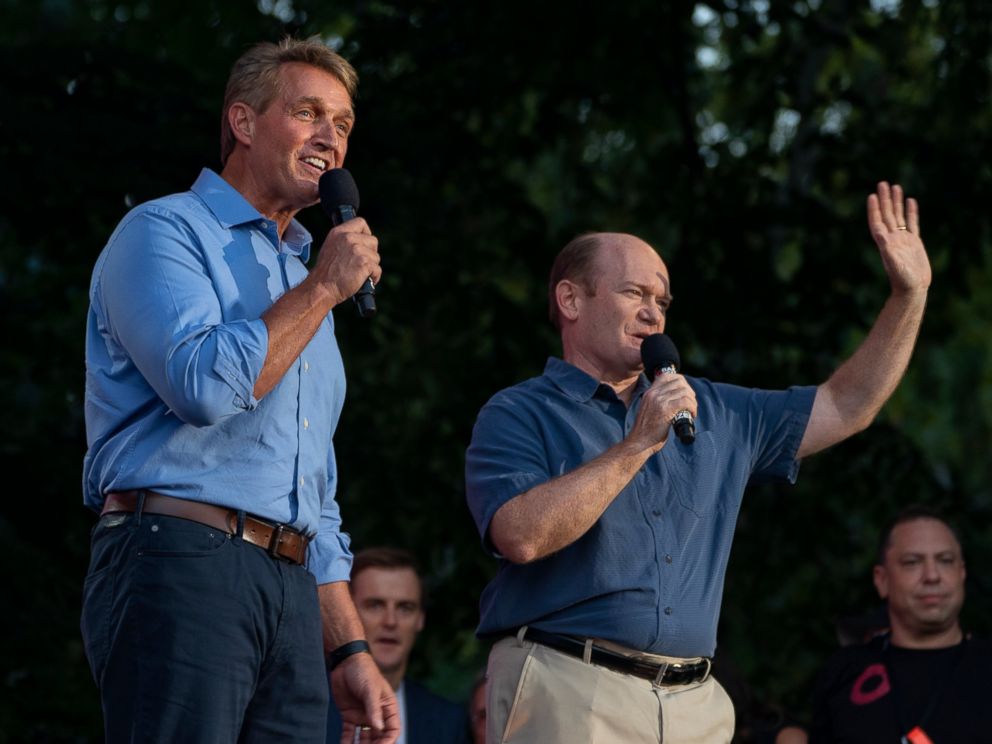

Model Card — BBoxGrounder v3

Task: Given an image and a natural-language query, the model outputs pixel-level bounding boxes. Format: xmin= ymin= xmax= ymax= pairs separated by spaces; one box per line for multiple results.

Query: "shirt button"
xmin=652 ymin=509 xmax=662 ymax=517
xmin=298 ymin=476 xmax=305 ymax=487
xmin=664 ymin=606 xmax=673 ymax=615
xmin=665 ymin=554 xmax=673 ymax=564
xmin=304 ymin=418 xmax=309 ymax=430
xmin=303 ymin=360 xmax=309 ymax=372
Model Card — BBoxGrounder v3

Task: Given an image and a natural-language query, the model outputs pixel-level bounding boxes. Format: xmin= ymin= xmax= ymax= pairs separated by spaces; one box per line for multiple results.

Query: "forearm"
xmin=255 ymin=275 xmax=340 ymax=399
xmin=318 ymin=581 xmax=367 ymax=653
xmin=798 ymin=287 xmax=927 ymax=458
xmin=489 ymin=438 xmax=655 ymax=564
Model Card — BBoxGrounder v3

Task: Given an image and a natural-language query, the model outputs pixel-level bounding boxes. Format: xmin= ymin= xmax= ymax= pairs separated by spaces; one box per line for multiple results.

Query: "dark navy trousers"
xmin=81 ymin=509 xmax=329 ymax=743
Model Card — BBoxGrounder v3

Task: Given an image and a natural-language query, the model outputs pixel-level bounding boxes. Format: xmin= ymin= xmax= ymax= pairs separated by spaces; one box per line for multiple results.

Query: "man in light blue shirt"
xmin=81 ymin=37 xmax=397 ymax=744
xmin=466 ymin=182 xmax=932 ymax=743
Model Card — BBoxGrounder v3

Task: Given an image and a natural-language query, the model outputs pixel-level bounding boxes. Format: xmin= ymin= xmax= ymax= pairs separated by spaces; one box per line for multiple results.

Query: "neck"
xmin=219 ymin=160 xmax=299 ymax=236
xmin=562 ymin=350 xmax=641 ymax=404
xmin=603 ymin=375 xmax=642 ymax=405
xmin=382 ymin=665 xmax=405 ymax=691
xmin=889 ymin=623 xmax=964 ymax=650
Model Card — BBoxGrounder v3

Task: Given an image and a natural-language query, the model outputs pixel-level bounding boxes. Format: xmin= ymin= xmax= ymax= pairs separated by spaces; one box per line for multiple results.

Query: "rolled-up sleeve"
xmin=465 ymin=393 xmax=552 ymax=547
xmin=96 ymin=208 xmax=268 ymax=426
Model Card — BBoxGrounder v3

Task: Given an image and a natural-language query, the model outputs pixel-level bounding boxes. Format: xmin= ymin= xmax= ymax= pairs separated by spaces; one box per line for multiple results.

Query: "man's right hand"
xmin=627 ymin=370 xmax=697 ymax=454
xmin=312 ymin=217 xmax=382 ymax=308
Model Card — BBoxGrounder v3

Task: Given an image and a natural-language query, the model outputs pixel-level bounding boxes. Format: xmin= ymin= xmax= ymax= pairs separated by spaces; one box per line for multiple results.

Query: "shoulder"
xmin=404 ymin=679 xmax=468 ymax=744
xmin=107 ymin=190 xmax=209 ymax=245
xmin=405 ymin=678 xmax=463 ymax=713
xmin=815 ymin=636 xmax=886 ymax=688
xmin=471 ymin=373 xmax=554 ymax=430
xmin=963 ymin=635 xmax=992 ymax=658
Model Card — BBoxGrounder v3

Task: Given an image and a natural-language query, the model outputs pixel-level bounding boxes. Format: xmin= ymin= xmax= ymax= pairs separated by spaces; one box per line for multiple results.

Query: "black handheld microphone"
xmin=318 ymin=168 xmax=376 ymax=318
xmin=640 ymin=333 xmax=696 ymax=445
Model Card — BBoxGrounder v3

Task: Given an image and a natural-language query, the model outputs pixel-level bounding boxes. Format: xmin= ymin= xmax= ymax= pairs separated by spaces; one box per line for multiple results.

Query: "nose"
xmin=382 ymin=606 xmax=398 ymax=627
xmin=922 ymin=558 xmax=941 ymax=583
xmin=312 ymin=121 xmax=339 ymax=153
xmin=639 ymin=302 xmax=664 ymax=327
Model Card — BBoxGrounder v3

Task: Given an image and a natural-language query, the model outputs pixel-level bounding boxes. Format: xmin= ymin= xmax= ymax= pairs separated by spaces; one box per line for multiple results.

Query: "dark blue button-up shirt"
xmin=466 ymin=357 xmax=815 ymax=657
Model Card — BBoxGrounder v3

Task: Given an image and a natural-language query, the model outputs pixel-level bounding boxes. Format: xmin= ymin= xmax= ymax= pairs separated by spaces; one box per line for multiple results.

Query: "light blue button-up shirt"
xmin=466 ymin=357 xmax=816 ymax=657
xmin=83 ymin=168 xmax=351 ymax=584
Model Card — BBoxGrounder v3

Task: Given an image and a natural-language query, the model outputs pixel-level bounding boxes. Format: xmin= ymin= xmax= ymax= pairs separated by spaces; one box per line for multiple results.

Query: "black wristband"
xmin=326 ymin=639 xmax=371 ymax=670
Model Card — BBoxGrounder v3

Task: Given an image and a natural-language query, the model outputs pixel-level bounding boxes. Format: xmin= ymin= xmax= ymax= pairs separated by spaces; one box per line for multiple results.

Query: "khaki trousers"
xmin=486 ymin=634 xmax=734 ymax=744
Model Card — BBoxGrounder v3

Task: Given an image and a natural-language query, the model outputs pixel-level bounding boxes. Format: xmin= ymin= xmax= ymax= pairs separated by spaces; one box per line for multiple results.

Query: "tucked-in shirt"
xmin=83 ymin=168 xmax=351 ymax=584
xmin=465 ymin=357 xmax=815 ymax=657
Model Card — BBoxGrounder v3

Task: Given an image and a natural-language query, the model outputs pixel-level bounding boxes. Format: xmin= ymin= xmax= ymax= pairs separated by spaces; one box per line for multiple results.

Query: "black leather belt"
xmin=519 ymin=627 xmax=712 ymax=686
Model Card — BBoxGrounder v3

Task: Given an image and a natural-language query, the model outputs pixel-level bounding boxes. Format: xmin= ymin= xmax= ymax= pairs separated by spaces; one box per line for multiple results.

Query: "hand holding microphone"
xmin=318 ymin=168 xmax=377 ymax=318
xmin=640 ymin=333 xmax=696 ymax=445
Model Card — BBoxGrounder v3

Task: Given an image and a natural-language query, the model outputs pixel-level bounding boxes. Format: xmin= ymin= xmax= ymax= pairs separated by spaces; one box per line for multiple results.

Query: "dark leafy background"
xmin=2 ymin=0 xmax=990 ymax=740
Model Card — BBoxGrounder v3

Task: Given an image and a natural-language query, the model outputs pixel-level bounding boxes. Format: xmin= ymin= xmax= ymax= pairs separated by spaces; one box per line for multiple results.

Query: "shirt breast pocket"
xmin=664 ymin=431 xmax=725 ymax=518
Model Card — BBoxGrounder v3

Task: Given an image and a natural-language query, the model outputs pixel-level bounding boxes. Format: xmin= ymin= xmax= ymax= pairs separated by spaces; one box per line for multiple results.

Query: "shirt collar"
xmin=544 ymin=357 xmax=651 ymax=402
xmin=190 ymin=168 xmax=313 ymax=260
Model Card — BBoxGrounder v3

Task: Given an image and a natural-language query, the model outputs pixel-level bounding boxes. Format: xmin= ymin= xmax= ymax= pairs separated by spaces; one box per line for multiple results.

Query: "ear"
xmin=873 ymin=564 xmax=888 ymax=600
xmin=556 ymin=279 xmax=582 ymax=323
xmin=227 ymin=102 xmax=256 ymax=146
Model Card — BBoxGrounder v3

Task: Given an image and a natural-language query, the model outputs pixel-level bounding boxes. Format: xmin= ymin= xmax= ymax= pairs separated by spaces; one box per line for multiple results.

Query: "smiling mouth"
xmin=302 ymin=156 xmax=329 ymax=173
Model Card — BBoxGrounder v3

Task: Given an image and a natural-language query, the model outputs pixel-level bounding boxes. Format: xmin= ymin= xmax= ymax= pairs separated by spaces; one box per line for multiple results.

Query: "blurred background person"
xmin=808 ymin=506 xmax=992 ymax=743
xmin=328 ymin=547 xmax=468 ymax=744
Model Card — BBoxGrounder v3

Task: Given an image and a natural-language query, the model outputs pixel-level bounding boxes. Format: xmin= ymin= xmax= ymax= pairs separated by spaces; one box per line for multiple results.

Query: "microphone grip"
xmin=328 ymin=204 xmax=377 ymax=319
xmin=353 ymin=277 xmax=376 ymax=318
xmin=656 ymin=364 xmax=696 ymax=445
xmin=672 ymin=412 xmax=696 ymax=445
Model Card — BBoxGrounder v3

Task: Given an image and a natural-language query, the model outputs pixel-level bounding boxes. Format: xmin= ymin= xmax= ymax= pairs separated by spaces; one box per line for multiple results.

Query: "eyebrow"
xmin=292 ymin=96 xmax=355 ymax=121
xmin=622 ymin=279 xmax=673 ymax=304
xmin=897 ymin=550 xmax=958 ymax=559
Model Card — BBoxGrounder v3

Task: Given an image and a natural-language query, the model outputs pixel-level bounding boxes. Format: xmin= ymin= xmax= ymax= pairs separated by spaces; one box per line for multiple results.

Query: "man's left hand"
xmin=331 ymin=652 xmax=399 ymax=744
xmin=867 ymin=181 xmax=932 ymax=295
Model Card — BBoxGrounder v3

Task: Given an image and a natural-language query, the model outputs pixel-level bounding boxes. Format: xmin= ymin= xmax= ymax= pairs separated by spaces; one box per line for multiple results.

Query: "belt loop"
xmin=235 ymin=510 xmax=245 ymax=538
xmin=582 ymin=639 xmax=593 ymax=664
xmin=516 ymin=626 xmax=528 ymax=643
xmin=135 ymin=490 xmax=147 ymax=526
xmin=268 ymin=524 xmax=284 ymax=558
xmin=652 ymin=662 xmax=670 ymax=688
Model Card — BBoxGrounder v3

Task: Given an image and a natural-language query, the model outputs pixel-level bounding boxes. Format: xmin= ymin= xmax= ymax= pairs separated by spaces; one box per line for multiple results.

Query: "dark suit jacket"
xmin=327 ymin=677 xmax=469 ymax=744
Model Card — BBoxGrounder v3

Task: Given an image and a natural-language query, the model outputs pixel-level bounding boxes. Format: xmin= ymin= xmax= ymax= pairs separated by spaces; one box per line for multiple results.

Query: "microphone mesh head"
xmin=640 ymin=333 xmax=680 ymax=373
xmin=319 ymin=168 xmax=360 ymax=211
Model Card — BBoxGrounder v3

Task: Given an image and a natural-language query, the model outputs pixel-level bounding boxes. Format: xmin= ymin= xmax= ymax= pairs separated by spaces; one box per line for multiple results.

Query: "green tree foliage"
xmin=1 ymin=0 xmax=989 ymax=740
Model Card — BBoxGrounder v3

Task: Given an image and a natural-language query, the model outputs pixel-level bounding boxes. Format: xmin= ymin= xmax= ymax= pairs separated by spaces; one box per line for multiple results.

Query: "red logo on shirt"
xmin=849 ymin=663 xmax=891 ymax=705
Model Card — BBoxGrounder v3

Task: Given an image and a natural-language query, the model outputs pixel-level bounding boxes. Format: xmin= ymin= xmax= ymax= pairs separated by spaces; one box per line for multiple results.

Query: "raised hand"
xmin=867 ymin=181 xmax=931 ymax=295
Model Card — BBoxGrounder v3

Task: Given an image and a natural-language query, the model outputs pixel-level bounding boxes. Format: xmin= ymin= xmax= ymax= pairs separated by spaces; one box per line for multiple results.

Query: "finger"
xmin=891 ymin=184 xmax=906 ymax=228
xmin=876 ymin=181 xmax=897 ymax=230
xmin=866 ymin=194 xmax=884 ymax=239
xmin=332 ymin=217 xmax=372 ymax=235
xmin=906 ymin=197 xmax=920 ymax=235
xmin=867 ymin=194 xmax=885 ymax=235
xmin=363 ymin=690 xmax=384 ymax=732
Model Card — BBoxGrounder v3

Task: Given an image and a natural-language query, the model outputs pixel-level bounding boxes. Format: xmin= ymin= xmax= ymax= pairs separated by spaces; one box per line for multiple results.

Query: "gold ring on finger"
xmin=896 ymin=224 xmax=908 ymax=230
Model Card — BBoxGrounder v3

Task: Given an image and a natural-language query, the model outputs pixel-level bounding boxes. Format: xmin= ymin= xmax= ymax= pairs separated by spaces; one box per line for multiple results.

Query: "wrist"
xmin=326 ymin=639 xmax=371 ymax=671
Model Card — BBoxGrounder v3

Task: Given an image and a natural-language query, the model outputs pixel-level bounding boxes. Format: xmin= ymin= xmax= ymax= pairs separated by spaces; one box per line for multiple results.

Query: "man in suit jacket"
xmin=328 ymin=547 xmax=468 ymax=744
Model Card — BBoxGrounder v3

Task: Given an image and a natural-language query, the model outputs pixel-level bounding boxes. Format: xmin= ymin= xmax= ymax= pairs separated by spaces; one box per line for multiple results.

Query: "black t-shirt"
xmin=809 ymin=634 xmax=992 ymax=743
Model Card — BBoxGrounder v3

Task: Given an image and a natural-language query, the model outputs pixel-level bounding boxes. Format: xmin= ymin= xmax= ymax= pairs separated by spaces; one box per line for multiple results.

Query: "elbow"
xmin=167 ymin=396 xmax=237 ymax=427
xmin=489 ymin=523 xmax=542 ymax=565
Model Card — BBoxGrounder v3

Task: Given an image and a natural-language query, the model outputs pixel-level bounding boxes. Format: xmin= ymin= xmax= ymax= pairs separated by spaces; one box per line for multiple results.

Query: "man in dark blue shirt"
xmin=466 ymin=183 xmax=931 ymax=743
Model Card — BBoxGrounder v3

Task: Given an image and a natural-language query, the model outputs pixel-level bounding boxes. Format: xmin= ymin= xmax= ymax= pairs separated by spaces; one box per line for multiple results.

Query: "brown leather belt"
xmin=101 ymin=490 xmax=311 ymax=565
